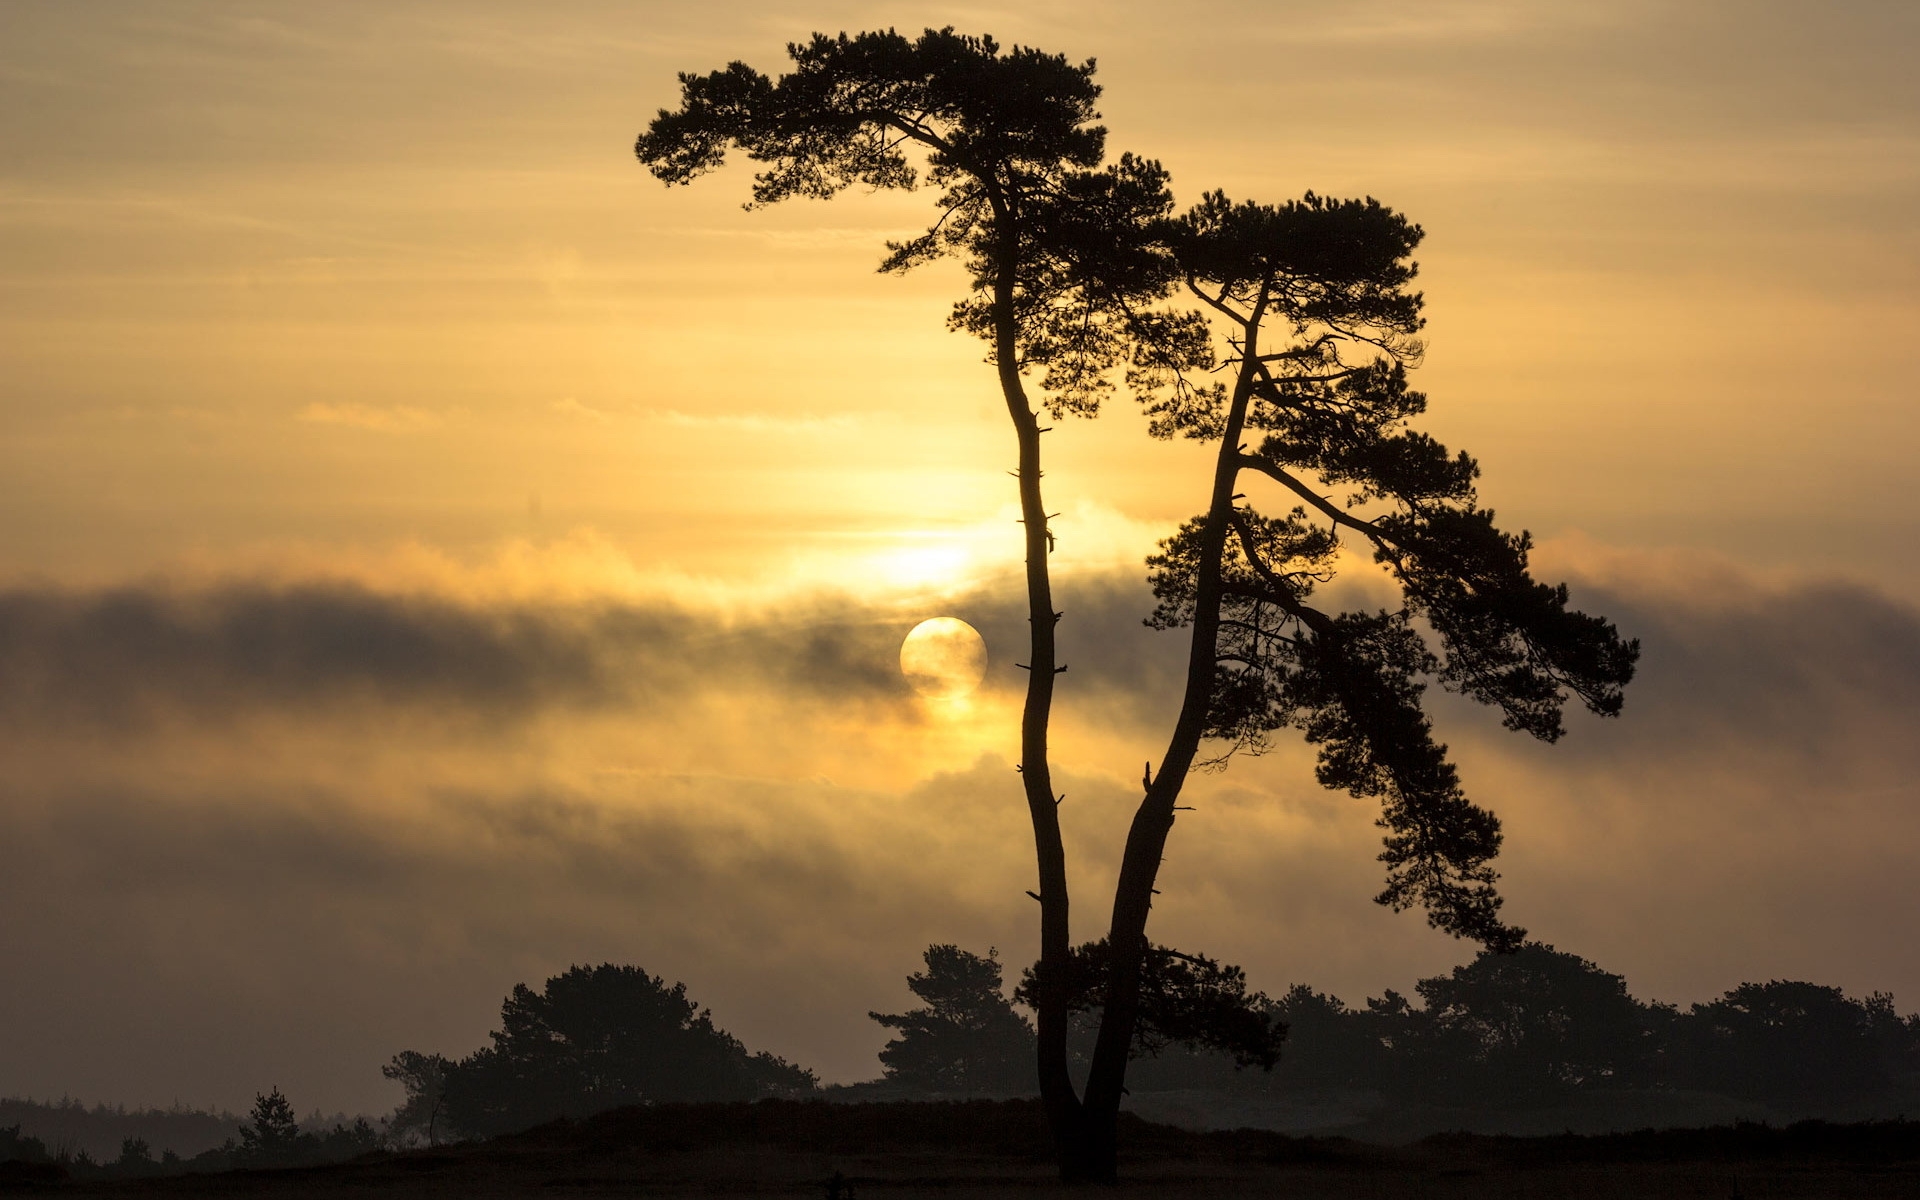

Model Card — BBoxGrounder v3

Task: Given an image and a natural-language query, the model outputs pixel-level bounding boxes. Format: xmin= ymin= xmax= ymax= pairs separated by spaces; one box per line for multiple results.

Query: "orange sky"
xmin=6 ymin=0 xmax=1918 ymax=587
xmin=2 ymin=0 xmax=1918 ymax=1115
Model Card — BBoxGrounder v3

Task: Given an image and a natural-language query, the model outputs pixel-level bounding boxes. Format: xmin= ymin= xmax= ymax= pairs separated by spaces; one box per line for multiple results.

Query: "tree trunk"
xmin=985 ymin=231 xmax=1089 ymax=1177
xmin=1075 ymin=292 xmax=1269 ymax=1182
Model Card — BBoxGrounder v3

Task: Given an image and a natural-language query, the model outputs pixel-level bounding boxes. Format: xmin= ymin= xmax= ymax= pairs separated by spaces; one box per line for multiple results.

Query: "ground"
xmin=11 ymin=1100 xmax=1920 ymax=1198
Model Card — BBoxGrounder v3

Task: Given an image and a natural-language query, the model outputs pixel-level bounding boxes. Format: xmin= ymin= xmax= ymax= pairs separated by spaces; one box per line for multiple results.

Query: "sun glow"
xmin=872 ymin=542 xmax=975 ymax=591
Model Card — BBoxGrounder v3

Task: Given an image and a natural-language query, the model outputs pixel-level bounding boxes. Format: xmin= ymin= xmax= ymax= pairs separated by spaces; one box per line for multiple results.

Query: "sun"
xmin=900 ymin=617 xmax=988 ymax=700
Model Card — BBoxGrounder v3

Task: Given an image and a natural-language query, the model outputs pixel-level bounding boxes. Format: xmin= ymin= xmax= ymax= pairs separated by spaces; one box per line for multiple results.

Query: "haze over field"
xmin=2 ymin=0 xmax=1917 ymax=1117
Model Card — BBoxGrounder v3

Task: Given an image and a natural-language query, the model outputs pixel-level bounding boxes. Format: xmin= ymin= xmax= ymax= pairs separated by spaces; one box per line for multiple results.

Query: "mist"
xmin=2 ymin=544 xmax=1915 ymax=1115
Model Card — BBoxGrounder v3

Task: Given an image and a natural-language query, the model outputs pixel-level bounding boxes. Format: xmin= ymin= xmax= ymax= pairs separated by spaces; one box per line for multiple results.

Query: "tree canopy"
xmin=868 ymin=945 xmax=1036 ymax=1094
xmin=638 ymin=28 xmax=1636 ymax=1182
xmin=638 ymin=30 xmax=1193 ymax=1177
xmin=434 ymin=964 xmax=814 ymax=1138
xmin=1132 ymin=191 xmax=1638 ymax=949
xmin=637 ymin=27 xmax=1177 ymax=415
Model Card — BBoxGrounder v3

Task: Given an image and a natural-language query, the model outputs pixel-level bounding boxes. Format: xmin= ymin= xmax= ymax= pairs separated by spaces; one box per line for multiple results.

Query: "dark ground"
xmin=9 ymin=1100 xmax=1920 ymax=1198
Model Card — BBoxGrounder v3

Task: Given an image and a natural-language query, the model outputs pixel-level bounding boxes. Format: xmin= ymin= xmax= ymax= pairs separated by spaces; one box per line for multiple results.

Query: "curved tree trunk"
xmin=987 ymin=233 xmax=1089 ymax=1178
xmin=1075 ymin=292 xmax=1268 ymax=1182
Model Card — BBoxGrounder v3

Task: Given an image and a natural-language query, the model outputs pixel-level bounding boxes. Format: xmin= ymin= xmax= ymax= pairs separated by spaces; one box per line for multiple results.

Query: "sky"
xmin=2 ymin=0 xmax=1918 ymax=1117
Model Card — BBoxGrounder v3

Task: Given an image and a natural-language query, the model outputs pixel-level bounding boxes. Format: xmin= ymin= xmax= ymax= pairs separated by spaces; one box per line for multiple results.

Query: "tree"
xmin=112 ymin=1138 xmax=155 ymax=1175
xmin=1014 ymin=940 xmax=1283 ymax=1071
xmin=433 ymin=964 xmax=816 ymax=1138
xmin=1055 ymin=191 xmax=1638 ymax=1167
xmin=869 ymin=945 xmax=1036 ymax=1094
xmin=1678 ymin=980 xmax=1891 ymax=1108
xmin=381 ymin=1050 xmax=450 ymax=1147
xmin=638 ymin=28 xmax=1184 ymax=1178
xmin=637 ymin=32 xmax=1635 ymax=1183
xmin=1264 ymin=985 xmax=1387 ymax=1091
xmin=0 ymin=1125 xmax=51 ymax=1165
xmin=1399 ymin=943 xmax=1656 ymax=1103
xmin=235 ymin=1088 xmax=300 ymax=1166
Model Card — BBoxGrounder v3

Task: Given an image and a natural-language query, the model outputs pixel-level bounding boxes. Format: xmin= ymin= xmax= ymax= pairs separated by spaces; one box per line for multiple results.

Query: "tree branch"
xmin=1237 ymin=453 xmax=1406 ymax=550
xmin=1183 ymin=276 xmax=1246 ymax=326
xmin=1254 ymin=333 xmax=1341 ymax=363
xmin=1226 ymin=514 xmax=1340 ymax=638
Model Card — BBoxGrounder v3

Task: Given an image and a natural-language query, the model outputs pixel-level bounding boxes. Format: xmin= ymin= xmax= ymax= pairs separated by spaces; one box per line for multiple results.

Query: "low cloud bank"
xmin=0 ymin=582 xmax=913 ymax=730
xmin=1 ymin=553 xmax=1917 ymax=1116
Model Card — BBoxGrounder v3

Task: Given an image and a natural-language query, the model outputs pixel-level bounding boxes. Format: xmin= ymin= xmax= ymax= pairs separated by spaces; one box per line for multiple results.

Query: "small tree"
xmin=112 ymin=1137 xmax=155 ymax=1173
xmin=869 ymin=945 xmax=1036 ymax=1094
xmin=638 ymin=29 xmax=1182 ymax=1177
xmin=235 ymin=1088 xmax=301 ymax=1166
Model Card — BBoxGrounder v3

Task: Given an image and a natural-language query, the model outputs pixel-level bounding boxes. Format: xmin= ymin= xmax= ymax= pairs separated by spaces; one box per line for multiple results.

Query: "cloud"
xmin=1539 ymin=574 xmax=1920 ymax=760
xmin=4 ymin=551 xmax=1920 ymax=1115
xmin=0 ymin=581 xmax=914 ymax=733
xmin=296 ymin=402 xmax=444 ymax=432
xmin=0 ymin=748 xmax=1087 ymax=1116
xmin=643 ymin=408 xmax=862 ymax=434
xmin=548 ymin=396 xmax=609 ymax=421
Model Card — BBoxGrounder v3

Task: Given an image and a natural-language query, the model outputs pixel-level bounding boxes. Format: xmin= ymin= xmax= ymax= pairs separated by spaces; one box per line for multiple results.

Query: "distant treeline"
xmin=7 ymin=942 xmax=1918 ymax=1174
xmin=1118 ymin=944 xmax=1920 ymax=1115
xmin=0 ymin=1088 xmax=379 ymax=1182
xmin=860 ymin=943 xmax=1920 ymax=1122
xmin=0 ymin=1095 xmax=381 ymax=1165
xmin=0 ymin=1098 xmax=238 ymax=1162
xmin=379 ymin=944 xmax=1920 ymax=1144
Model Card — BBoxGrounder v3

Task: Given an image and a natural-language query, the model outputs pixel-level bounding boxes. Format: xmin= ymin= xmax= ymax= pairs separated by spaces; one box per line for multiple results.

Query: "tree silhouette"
xmin=435 ymin=964 xmax=814 ymax=1138
xmin=1400 ymin=942 xmax=1656 ymax=1102
xmin=1013 ymin=939 xmax=1283 ymax=1070
xmin=112 ymin=1137 xmax=155 ymax=1176
xmin=381 ymin=1050 xmax=450 ymax=1147
xmin=0 ymin=1125 xmax=51 ymax=1166
xmin=1681 ymin=980 xmax=1893 ymax=1107
xmin=637 ymin=31 xmax=1636 ymax=1183
xmin=1053 ymin=192 xmax=1640 ymax=1162
xmin=235 ymin=1088 xmax=300 ymax=1166
xmin=869 ymin=945 xmax=1036 ymax=1094
xmin=638 ymin=28 xmax=1180 ymax=1178
xmin=1266 ymin=985 xmax=1388 ymax=1090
